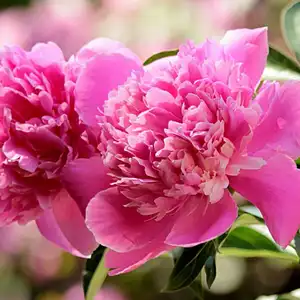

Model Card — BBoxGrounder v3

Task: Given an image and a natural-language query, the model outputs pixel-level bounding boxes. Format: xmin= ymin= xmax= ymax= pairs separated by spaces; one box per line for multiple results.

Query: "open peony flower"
xmin=64 ymin=27 xmax=300 ymax=275
xmin=0 ymin=38 xmax=142 ymax=256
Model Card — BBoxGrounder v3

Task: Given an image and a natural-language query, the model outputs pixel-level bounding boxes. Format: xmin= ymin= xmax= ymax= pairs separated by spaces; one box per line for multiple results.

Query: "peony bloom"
xmin=0 ymin=38 xmax=142 ymax=256
xmin=65 ymin=27 xmax=300 ymax=275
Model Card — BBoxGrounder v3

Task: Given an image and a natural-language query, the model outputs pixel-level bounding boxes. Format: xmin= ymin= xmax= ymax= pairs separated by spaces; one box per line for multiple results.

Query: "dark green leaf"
xmin=171 ymin=247 xmax=184 ymax=264
xmin=294 ymin=232 xmax=300 ymax=257
xmin=189 ymin=279 xmax=204 ymax=300
xmin=264 ymin=46 xmax=300 ymax=80
xmin=165 ymin=241 xmax=215 ymax=291
xmin=83 ymin=245 xmax=107 ymax=298
xmin=204 ymin=255 xmax=216 ymax=289
xmin=296 ymin=157 xmax=300 ymax=168
xmin=143 ymin=49 xmax=179 ymax=66
xmin=282 ymin=1 xmax=300 ymax=61
xmin=220 ymin=226 xmax=298 ymax=262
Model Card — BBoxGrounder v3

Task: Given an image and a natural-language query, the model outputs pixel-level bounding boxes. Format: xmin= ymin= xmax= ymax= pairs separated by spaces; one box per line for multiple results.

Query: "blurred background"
xmin=0 ymin=0 xmax=299 ymax=299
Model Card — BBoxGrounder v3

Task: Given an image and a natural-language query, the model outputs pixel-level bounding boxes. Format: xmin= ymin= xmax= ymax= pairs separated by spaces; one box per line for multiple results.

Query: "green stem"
xmin=86 ymin=249 xmax=109 ymax=300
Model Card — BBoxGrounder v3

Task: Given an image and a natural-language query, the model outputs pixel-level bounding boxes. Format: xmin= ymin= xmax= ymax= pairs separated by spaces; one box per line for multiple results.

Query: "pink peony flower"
xmin=0 ymin=38 xmax=142 ymax=257
xmin=64 ymin=27 xmax=300 ymax=275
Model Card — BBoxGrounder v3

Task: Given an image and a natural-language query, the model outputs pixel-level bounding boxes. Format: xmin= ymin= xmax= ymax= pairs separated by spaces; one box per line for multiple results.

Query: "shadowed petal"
xmin=166 ymin=190 xmax=237 ymax=247
xmin=61 ymin=156 xmax=111 ymax=214
xmin=86 ymin=187 xmax=174 ymax=253
xmin=230 ymin=154 xmax=300 ymax=247
xmin=36 ymin=189 xmax=97 ymax=257
xmin=105 ymin=243 xmax=173 ymax=275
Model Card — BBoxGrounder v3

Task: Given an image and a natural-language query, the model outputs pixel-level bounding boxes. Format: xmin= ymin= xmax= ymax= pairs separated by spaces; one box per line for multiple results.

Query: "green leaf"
xmin=204 ymin=255 xmax=216 ymax=289
xmin=278 ymin=295 xmax=300 ymax=300
xmin=264 ymin=46 xmax=300 ymax=81
xmin=294 ymin=233 xmax=300 ymax=257
xmin=83 ymin=245 xmax=108 ymax=300
xmin=238 ymin=206 xmax=264 ymax=222
xmin=165 ymin=241 xmax=215 ymax=292
xmin=282 ymin=1 xmax=300 ymax=62
xmin=189 ymin=279 xmax=204 ymax=300
xmin=220 ymin=226 xmax=298 ymax=262
xmin=143 ymin=49 xmax=179 ymax=66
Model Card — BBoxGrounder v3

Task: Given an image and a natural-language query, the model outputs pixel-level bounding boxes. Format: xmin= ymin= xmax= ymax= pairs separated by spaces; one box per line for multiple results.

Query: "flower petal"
xmin=29 ymin=42 xmax=65 ymax=67
xmin=86 ymin=187 xmax=174 ymax=252
xmin=248 ymin=81 xmax=300 ymax=159
xmin=166 ymin=190 xmax=237 ymax=247
xmin=61 ymin=157 xmax=111 ymax=214
xmin=230 ymin=154 xmax=300 ymax=247
xmin=221 ymin=27 xmax=268 ymax=88
xmin=77 ymin=37 xmax=141 ymax=65
xmin=36 ymin=189 xmax=97 ymax=257
xmin=105 ymin=243 xmax=173 ymax=275
xmin=144 ymin=56 xmax=177 ymax=74
xmin=75 ymin=53 xmax=142 ymax=126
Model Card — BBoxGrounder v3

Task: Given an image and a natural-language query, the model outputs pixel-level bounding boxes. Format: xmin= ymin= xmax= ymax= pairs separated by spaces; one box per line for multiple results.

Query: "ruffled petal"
xmin=75 ymin=53 xmax=142 ymax=126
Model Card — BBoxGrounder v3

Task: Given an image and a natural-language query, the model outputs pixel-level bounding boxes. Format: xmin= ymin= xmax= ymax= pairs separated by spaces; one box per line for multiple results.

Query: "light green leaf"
xmin=282 ymin=1 xmax=300 ymax=61
xmin=220 ymin=226 xmax=299 ymax=262
xmin=84 ymin=246 xmax=109 ymax=300
xmin=264 ymin=46 xmax=300 ymax=81
xmin=143 ymin=49 xmax=178 ymax=66
xmin=239 ymin=206 xmax=263 ymax=221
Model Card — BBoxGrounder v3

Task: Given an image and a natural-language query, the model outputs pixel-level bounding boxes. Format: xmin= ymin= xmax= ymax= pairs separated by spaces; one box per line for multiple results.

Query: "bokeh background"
xmin=0 ymin=0 xmax=299 ymax=299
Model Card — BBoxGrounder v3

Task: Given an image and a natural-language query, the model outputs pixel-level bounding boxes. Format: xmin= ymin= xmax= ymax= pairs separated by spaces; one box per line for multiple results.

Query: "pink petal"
xmin=166 ymin=190 xmax=237 ymax=247
xmin=144 ymin=56 xmax=177 ymax=74
xmin=105 ymin=243 xmax=173 ymax=275
xmin=248 ymin=81 xmax=300 ymax=159
xmin=230 ymin=154 xmax=300 ymax=247
xmin=221 ymin=27 xmax=268 ymax=88
xmin=86 ymin=187 xmax=174 ymax=253
xmin=61 ymin=157 xmax=111 ymax=214
xmin=36 ymin=189 xmax=97 ymax=257
xmin=28 ymin=42 xmax=65 ymax=67
xmin=75 ymin=53 xmax=142 ymax=126
xmin=77 ymin=38 xmax=141 ymax=65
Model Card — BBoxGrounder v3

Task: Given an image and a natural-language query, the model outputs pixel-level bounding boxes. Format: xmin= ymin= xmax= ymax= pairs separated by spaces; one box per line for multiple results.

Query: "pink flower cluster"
xmin=2 ymin=27 xmax=300 ymax=276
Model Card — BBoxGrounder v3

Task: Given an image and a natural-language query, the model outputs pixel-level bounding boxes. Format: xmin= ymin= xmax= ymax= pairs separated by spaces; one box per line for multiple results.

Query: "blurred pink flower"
xmin=0 ymin=0 xmax=96 ymax=58
xmin=0 ymin=8 xmax=29 ymax=48
xmin=64 ymin=27 xmax=300 ymax=275
xmin=0 ymin=38 xmax=141 ymax=257
xmin=26 ymin=0 xmax=96 ymax=58
xmin=64 ymin=284 xmax=126 ymax=300
xmin=198 ymin=0 xmax=259 ymax=31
